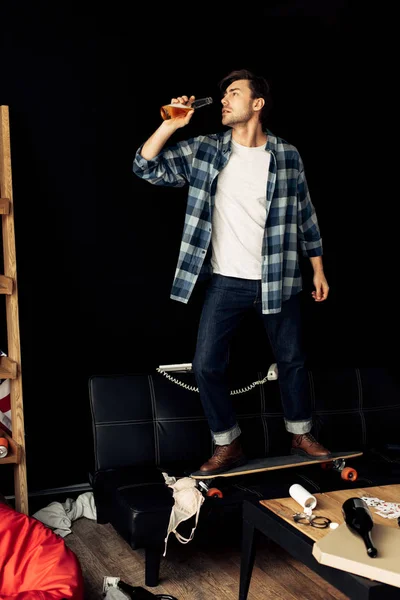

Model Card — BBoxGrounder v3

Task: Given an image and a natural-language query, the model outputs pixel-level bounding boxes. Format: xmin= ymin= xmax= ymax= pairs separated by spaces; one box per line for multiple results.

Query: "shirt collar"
xmin=221 ymin=128 xmax=277 ymax=154
xmin=265 ymin=129 xmax=278 ymax=152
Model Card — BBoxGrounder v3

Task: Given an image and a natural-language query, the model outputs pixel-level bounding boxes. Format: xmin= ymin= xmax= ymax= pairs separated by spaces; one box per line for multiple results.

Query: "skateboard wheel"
xmin=206 ymin=487 xmax=223 ymax=499
xmin=341 ymin=467 xmax=358 ymax=481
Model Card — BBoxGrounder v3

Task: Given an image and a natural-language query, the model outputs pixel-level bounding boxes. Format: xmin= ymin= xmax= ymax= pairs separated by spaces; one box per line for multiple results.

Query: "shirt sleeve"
xmin=132 ymin=137 xmax=197 ymax=188
xmin=297 ymin=157 xmax=323 ymax=257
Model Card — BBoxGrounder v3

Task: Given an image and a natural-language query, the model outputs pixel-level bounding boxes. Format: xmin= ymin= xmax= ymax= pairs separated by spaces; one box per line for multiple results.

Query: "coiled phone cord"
xmin=156 ymin=367 xmax=270 ymax=395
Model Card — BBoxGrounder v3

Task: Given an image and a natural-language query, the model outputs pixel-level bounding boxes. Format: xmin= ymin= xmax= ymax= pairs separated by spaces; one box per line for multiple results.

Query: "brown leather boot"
xmin=291 ymin=433 xmax=331 ymax=458
xmin=199 ymin=437 xmax=246 ymax=475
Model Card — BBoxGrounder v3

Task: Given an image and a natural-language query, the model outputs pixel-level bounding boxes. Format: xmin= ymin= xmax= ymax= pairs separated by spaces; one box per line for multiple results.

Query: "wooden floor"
xmin=64 ymin=518 xmax=349 ymax=600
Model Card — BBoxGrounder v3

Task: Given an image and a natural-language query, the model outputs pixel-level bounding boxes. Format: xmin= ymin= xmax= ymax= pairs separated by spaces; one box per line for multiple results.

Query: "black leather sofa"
xmin=88 ymin=366 xmax=400 ymax=586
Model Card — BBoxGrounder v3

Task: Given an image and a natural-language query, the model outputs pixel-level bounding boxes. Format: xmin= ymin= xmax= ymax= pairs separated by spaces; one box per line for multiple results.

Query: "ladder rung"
xmin=0 ymin=197 xmax=10 ymax=214
xmin=0 ymin=356 xmax=17 ymax=379
xmin=0 ymin=275 xmax=13 ymax=294
xmin=0 ymin=428 xmax=22 ymax=464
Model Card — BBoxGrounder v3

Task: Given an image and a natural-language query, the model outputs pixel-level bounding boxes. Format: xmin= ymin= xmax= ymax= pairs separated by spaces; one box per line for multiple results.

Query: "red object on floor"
xmin=0 ymin=503 xmax=84 ymax=599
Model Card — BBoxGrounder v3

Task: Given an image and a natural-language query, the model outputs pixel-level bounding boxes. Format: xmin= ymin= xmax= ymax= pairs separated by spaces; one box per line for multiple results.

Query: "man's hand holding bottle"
xmin=140 ymin=94 xmax=212 ymax=160
xmin=160 ymin=95 xmax=196 ymax=128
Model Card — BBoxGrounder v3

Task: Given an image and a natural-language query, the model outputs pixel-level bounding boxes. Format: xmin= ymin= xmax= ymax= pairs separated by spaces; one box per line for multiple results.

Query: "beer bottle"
xmin=160 ymin=97 xmax=213 ymax=120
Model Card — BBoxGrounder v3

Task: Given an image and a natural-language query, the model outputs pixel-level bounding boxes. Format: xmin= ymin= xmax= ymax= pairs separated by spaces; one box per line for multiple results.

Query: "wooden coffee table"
xmin=239 ymin=484 xmax=400 ymax=600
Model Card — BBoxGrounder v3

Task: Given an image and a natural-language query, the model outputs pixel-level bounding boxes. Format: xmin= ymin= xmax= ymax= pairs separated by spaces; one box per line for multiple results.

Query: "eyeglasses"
xmin=293 ymin=512 xmax=331 ymax=529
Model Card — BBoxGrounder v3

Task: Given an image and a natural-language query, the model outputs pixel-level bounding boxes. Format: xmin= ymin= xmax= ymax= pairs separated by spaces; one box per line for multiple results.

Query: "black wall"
xmin=0 ymin=4 xmax=395 ymax=495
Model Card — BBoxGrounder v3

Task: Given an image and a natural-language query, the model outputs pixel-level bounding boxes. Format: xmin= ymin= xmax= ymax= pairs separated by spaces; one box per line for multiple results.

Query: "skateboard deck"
xmin=191 ymin=450 xmax=363 ymax=481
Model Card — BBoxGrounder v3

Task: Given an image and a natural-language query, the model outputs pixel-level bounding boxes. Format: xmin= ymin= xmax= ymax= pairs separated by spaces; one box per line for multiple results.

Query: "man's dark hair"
xmin=218 ymin=69 xmax=273 ymax=128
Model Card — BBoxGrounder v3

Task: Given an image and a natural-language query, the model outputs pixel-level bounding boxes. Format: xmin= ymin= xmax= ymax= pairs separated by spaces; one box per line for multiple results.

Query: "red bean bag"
xmin=0 ymin=502 xmax=84 ymax=599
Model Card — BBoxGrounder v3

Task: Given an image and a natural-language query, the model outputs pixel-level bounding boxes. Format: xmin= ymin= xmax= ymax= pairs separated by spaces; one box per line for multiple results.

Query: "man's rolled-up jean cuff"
xmin=212 ymin=424 xmax=241 ymax=445
xmin=284 ymin=419 xmax=312 ymax=434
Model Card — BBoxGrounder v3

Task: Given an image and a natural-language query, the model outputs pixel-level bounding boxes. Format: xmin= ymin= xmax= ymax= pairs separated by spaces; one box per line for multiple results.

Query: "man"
xmin=133 ymin=69 xmax=330 ymax=475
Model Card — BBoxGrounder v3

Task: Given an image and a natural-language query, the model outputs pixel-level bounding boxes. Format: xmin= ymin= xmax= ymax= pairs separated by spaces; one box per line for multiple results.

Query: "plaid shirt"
xmin=133 ymin=128 xmax=322 ymax=313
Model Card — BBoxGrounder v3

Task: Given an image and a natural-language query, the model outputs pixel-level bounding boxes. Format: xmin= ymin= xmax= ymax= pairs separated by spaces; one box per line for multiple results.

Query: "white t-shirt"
xmin=211 ymin=138 xmax=271 ymax=279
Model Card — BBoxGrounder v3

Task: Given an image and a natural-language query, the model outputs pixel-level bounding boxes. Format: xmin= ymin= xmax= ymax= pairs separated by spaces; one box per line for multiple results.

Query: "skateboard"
xmin=190 ymin=450 xmax=363 ymax=498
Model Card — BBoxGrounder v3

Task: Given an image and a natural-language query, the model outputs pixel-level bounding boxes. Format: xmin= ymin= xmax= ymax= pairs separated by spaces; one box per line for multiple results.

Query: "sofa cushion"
xmin=109 ymin=482 xmax=174 ymax=549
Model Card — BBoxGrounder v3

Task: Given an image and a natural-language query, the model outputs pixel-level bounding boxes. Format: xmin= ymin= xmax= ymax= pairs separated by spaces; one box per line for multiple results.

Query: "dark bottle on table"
xmin=342 ymin=497 xmax=378 ymax=558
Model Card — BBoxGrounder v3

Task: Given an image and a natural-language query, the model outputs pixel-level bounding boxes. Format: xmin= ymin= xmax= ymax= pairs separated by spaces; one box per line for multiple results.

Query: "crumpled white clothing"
xmin=104 ymin=589 xmax=128 ymax=599
xmin=162 ymin=475 xmax=204 ymax=556
xmin=32 ymin=491 xmax=97 ymax=537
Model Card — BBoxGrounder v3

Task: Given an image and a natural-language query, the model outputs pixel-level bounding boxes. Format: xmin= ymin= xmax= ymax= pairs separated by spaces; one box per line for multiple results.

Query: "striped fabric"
xmin=133 ymin=128 xmax=323 ymax=313
xmin=0 ymin=350 xmax=11 ymax=434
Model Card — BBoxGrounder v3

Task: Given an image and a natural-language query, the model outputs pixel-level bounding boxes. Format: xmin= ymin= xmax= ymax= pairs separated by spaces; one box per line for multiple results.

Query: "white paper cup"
xmin=289 ymin=484 xmax=317 ymax=511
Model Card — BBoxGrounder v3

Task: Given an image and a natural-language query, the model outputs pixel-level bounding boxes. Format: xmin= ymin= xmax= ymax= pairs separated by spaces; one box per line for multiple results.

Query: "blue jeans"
xmin=192 ymin=275 xmax=312 ymax=445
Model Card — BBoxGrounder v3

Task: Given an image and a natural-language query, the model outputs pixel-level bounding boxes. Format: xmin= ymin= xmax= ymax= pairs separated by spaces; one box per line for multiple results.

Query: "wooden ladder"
xmin=0 ymin=105 xmax=28 ymax=514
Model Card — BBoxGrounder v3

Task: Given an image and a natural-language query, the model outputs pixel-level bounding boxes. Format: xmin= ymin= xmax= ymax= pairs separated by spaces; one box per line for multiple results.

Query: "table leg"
xmin=239 ymin=518 xmax=258 ymax=600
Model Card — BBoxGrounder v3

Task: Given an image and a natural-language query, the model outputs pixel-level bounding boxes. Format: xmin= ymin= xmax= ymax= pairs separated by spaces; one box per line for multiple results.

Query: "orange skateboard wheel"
xmin=206 ymin=487 xmax=223 ymax=498
xmin=341 ymin=467 xmax=357 ymax=481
